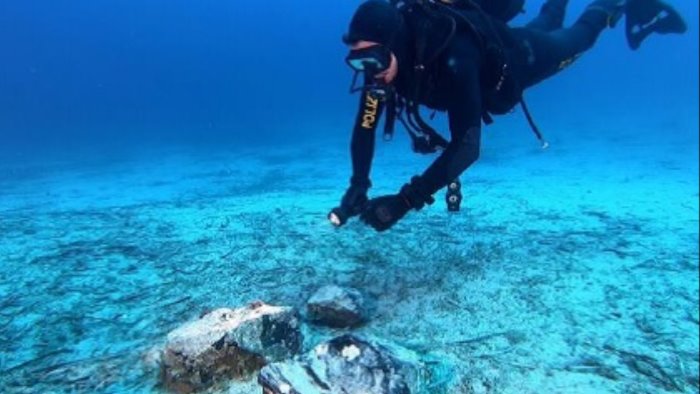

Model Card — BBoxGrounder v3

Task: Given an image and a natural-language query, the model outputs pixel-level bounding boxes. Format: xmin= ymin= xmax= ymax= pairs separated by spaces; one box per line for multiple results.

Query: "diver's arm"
xmin=358 ymin=77 xmax=481 ymax=231
xmin=418 ymin=108 xmax=481 ymax=197
xmin=416 ymin=51 xmax=483 ymax=198
xmin=349 ymin=90 xmax=384 ymax=187
xmin=329 ymin=89 xmax=385 ymax=227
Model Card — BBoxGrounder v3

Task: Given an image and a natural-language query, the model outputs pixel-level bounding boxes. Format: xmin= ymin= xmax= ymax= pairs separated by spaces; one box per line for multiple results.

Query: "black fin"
xmin=625 ymin=0 xmax=687 ymax=50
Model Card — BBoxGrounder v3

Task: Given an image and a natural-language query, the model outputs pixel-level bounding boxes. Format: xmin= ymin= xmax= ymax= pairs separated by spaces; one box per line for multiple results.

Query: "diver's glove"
xmin=360 ymin=176 xmax=434 ymax=232
xmin=329 ymin=177 xmax=371 ymax=227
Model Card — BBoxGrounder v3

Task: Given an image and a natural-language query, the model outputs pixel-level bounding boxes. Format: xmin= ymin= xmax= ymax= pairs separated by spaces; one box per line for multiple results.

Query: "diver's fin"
xmin=625 ymin=0 xmax=688 ymax=50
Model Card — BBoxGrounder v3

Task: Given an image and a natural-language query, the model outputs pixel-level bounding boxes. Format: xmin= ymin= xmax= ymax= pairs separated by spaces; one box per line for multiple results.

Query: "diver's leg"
xmin=573 ymin=0 xmax=687 ymax=50
xmin=582 ymin=0 xmax=626 ymax=29
xmin=513 ymin=0 xmax=626 ymax=87
xmin=525 ymin=0 xmax=570 ymax=31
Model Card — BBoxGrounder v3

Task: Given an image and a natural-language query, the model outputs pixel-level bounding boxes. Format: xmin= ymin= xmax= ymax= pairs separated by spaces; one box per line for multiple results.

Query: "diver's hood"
xmin=344 ymin=0 xmax=413 ymax=67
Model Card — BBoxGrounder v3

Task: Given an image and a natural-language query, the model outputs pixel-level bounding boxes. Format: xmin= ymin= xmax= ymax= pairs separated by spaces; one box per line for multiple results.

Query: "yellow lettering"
xmin=361 ymin=93 xmax=380 ymax=129
xmin=365 ymin=94 xmax=379 ymax=109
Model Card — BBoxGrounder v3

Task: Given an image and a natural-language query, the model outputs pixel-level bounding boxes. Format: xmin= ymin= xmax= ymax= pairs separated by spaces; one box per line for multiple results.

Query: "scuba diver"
xmin=328 ymin=0 xmax=687 ymax=232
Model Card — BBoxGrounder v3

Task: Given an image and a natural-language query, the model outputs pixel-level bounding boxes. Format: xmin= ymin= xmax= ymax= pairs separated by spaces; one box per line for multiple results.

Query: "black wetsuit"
xmin=349 ymin=2 xmax=614 ymax=200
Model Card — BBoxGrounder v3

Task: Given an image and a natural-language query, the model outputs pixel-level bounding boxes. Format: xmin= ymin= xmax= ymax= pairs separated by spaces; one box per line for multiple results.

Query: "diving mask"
xmin=346 ymin=45 xmax=392 ymax=96
xmin=345 ymin=45 xmax=391 ymax=72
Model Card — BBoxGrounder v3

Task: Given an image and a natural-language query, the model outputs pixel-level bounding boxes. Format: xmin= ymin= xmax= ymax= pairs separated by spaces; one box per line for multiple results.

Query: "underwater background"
xmin=0 ymin=0 xmax=698 ymax=393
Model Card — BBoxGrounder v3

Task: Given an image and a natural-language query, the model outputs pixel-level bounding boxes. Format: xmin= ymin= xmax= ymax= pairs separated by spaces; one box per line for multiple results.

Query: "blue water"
xmin=1 ymin=1 xmax=698 ymax=393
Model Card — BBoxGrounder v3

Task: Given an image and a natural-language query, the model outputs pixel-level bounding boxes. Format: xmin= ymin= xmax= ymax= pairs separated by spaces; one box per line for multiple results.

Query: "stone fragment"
xmin=160 ymin=302 xmax=302 ymax=393
xmin=307 ymin=285 xmax=368 ymax=328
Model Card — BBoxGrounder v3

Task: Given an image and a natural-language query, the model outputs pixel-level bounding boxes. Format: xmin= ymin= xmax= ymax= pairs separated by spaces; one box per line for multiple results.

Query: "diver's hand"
xmin=328 ymin=183 xmax=369 ymax=227
xmin=360 ymin=193 xmax=411 ymax=232
xmin=359 ymin=176 xmax=435 ymax=232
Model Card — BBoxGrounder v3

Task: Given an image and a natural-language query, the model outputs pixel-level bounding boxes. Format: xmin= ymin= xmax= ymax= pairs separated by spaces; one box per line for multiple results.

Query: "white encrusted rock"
xmin=258 ymin=334 xmax=455 ymax=394
xmin=160 ymin=302 xmax=302 ymax=393
xmin=307 ymin=285 xmax=368 ymax=328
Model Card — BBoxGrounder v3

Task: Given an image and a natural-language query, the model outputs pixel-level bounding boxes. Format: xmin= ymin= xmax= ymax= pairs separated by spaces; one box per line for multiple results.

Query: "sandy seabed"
xmin=0 ymin=120 xmax=698 ymax=393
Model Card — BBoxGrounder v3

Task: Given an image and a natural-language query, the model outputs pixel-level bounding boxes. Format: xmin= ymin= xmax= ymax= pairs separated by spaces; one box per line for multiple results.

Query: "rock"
xmin=142 ymin=345 xmax=163 ymax=372
xmin=258 ymin=334 xmax=454 ymax=394
xmin=307 ymin=285 xmax=368 ymax=328
xmin=160 ymin=302 xmax=302 ymax=394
